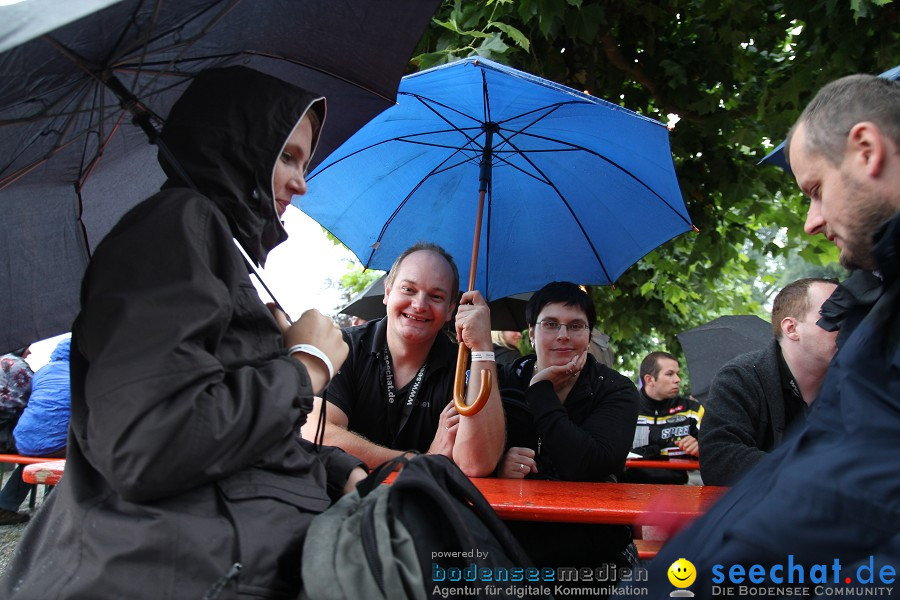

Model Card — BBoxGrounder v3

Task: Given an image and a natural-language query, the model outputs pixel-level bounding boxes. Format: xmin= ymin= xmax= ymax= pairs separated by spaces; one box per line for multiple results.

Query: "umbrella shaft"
xmin=478 ymin=123 xmax=497 ymax=192
xmin=468 ymin=189 xmax=486 ymax=292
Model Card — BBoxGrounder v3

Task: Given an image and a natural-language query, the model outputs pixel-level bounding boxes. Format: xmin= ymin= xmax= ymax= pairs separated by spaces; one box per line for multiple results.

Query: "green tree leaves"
xmin=398 ymin=0 xmax=899 ymax=374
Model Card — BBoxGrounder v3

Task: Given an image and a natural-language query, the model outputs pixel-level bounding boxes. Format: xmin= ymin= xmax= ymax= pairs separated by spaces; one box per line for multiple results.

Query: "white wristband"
xmin=287 ymin=344 xmax=335 ymax=380
xmin=470 ymin=351 xmax=495 ymax=362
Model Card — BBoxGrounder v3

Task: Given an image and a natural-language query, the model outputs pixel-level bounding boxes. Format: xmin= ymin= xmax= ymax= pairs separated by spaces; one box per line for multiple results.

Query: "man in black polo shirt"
xmin=699 ymin=277 xmax=838 ymax=486
xmin=306 ymin=242 xmax=505 ymax=477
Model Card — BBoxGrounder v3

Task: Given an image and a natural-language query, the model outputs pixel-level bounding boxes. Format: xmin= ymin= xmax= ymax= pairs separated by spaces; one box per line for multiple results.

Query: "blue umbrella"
xmin=759 ymin=64 xmax=900 ymax=173
xmin=299 ymin=57 xmax=694 ymax=413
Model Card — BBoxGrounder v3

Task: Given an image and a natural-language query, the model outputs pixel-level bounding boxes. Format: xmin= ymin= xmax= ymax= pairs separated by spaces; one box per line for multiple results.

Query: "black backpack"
xmin=300 ymin=454 xmax=551 ymax=600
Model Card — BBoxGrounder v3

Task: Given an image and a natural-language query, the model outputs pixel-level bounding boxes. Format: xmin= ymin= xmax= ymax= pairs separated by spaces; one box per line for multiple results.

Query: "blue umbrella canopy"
xmin=299 ymin=57 xmax=694 ymax=302
xmin=759 ymin=64 xmax=900 ymax=174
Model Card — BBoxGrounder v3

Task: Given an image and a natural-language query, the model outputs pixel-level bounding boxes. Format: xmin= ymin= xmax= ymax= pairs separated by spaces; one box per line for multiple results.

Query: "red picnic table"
xmin=20 ymin=458 xmax=723 ymax=559
xmin=468 ymin=477 xmax=724 ymax=526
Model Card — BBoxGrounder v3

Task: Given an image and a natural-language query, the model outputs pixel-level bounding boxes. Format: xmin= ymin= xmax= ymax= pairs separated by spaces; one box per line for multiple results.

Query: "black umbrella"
xmin=676 ymin=315 xmax=773 ymax=400
xmin=0 ymin=0 xmax=440 ymax=352
xmin=340 ymin=274 xmax=531 ymax=332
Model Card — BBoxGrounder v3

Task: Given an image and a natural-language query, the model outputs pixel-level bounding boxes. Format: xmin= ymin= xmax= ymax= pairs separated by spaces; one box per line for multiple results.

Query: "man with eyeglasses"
xmin=621 ymin=351 xmax=702 ymax=485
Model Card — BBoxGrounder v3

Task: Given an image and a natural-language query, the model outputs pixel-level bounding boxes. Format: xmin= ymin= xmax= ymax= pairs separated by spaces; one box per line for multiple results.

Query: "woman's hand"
xmin=497 ymin=447 xmax=537 ymax=479
xmin=284 ymin=309 xmax=349 ymax=393
xmin=266 ymin=302 xmax=292 ymax=334
xmin=530 ymin=351 xmax=587 ymax=396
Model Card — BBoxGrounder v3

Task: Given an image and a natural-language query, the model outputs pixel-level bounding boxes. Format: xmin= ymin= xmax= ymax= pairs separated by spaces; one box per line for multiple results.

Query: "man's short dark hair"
xmin=525 ymin=282 xmax=596 ymax=331
xmin=785 ymin=74 xmax=900 ymax=167
xmin=771 ymin=277 xmax=839 ymax=340
xmin=639 ymin=351 xmax=678 ymax=383
xmin=384 ymin=242 xmax=460 ymax=308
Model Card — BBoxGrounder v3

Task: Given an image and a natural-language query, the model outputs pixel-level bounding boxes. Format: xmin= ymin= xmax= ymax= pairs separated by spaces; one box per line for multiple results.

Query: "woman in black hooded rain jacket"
xmin=0 ymin=66 xmax=364 ymax=600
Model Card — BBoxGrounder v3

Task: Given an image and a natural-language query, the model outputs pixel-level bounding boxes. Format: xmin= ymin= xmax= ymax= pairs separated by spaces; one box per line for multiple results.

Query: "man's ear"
xmin=382 ymin=280 xmax=391 ymax=306
xmin=781 ymin=316 xmax=799 ymax=341
xmin=444 ymin=302 xmax=456 ymax=324
xmin=848 ymin=122 xmax=886 ymax=178
xmin=642 ymin=373 xmax=654 ymax=388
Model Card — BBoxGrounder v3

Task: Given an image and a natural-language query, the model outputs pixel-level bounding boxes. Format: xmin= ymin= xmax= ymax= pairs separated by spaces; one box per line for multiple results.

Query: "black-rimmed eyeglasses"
xmin=536 ymin=320 xmax=590 ymax=334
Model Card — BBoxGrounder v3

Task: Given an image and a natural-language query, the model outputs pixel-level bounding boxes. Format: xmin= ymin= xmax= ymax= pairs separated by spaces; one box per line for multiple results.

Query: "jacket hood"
xmin=50 ymin=338 xmax=71 ymax=363
xmin=158 ymin=66 xmax=326 ymax=264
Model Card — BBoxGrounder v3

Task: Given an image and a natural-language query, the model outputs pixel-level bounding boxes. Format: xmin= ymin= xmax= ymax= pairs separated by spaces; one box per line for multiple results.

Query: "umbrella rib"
xmin=122 ymin=0 xmax=243 ymax=99
xmin=482 ymin=68 xmax=492 ymax=123
xmin=118 ymin=0 xmax=235 ymax=60
xmin=498 ymin=131 xmax=614 ymax=283
xmin=503 ymin=127 xmax=693 ymax=227
xmin=365 ymin=151 xmax=472 ymax=268
xmin=77 ymin=81 xmax=106 ymax=186
xmin=0 ymin=79 xmax=101 ymax=190
xmin=116 ymin=49 xmax=399 ymax=104
xmin=106 ymin=0 xmax=161 ymax=66
xmin=407 ymin=93 xmax=487 ymax=153
xmin=403 ymin=92 xmax=485 ymax=129
xmin=78 ymin=111 xmax=130 ymax=193
xmin=310 ymin=126 xmax=483 ymax=180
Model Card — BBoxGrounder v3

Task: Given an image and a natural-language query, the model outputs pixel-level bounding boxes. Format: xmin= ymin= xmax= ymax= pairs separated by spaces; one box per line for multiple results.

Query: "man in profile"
xmin=305 ymin=242 xmax=505 ymax=476
xmin=699 ymin=277 xmax=838 ymax=486
xmin=618 ymin=74 xmax=900 ymax=599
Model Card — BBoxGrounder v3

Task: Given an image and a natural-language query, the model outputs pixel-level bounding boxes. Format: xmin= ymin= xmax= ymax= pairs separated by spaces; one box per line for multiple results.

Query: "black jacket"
xmin=0 ymin=67 xmax=361 ymax=600
xmin=499 ymin=354 xmax=639 ymax=482
xmin=699 ymin=339 xmax=789 ymax=486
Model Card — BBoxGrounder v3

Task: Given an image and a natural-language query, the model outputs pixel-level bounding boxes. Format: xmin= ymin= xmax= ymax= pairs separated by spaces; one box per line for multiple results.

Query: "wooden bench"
xmin=634 ymin=538 xmax=663 ymax=560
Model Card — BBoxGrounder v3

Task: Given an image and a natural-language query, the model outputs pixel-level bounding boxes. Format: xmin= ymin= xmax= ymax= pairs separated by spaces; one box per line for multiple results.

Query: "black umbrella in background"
xmin=0 ymin=0 xmax=440 ymax=353
xmin=676 ymin=315 xmax=773 ymax=401
xmin=340 ymin=274 xmax=531 ymax=332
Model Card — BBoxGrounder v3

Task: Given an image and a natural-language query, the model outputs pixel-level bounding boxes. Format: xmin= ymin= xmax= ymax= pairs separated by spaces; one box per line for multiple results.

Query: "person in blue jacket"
xmin=615 ymin=74 xmax=900 ymax=599
xmin=0 ymin=337 xmax=70 ymax=525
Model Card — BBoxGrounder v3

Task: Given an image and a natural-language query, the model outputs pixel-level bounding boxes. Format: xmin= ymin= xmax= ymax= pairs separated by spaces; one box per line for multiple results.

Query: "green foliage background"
xmin=339 ymin=0 xmax=897 ymax=378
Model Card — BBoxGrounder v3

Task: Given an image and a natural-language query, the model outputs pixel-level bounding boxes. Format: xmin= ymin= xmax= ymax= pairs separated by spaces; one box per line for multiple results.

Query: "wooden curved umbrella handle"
xmin=453 ymin=342 xmax=492 ymax=416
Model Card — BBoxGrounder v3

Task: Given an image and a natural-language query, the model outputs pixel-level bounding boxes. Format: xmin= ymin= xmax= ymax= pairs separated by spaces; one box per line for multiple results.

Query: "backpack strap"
xmin=355 ymin=453 xmax=414 ymax=497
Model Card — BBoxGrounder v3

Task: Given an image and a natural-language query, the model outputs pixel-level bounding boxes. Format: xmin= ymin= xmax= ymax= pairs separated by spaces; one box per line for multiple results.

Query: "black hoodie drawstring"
xmin=202 ymin=562 xmax=242 ymax=600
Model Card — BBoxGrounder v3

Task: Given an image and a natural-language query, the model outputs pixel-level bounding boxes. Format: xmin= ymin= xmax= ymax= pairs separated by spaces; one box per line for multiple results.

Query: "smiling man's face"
xmin=384 ymin=249 xmax=456 ymax=348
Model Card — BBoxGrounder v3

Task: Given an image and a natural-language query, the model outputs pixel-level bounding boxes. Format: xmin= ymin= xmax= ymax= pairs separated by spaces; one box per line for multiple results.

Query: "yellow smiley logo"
xmin=667 ymin=558 xmax=697 ymax=588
